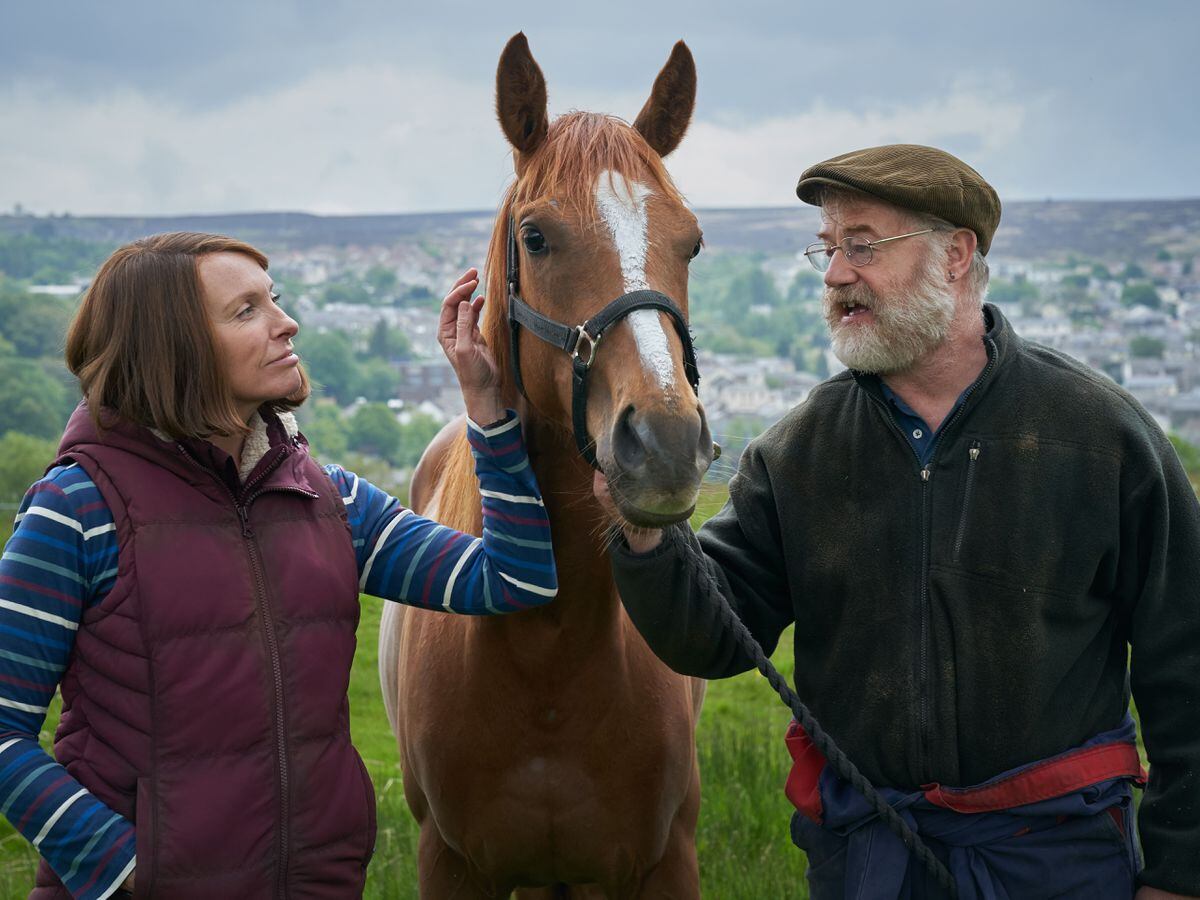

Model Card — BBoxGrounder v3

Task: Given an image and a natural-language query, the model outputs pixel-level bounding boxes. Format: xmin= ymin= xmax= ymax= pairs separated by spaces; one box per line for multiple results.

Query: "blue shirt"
xmin=880 ymin=382 xmax=969 ymax=466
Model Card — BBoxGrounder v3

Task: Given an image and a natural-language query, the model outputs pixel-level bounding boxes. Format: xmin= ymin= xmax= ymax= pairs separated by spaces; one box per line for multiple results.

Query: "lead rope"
xmin=671 ymin=528 xmax=959 ymax=896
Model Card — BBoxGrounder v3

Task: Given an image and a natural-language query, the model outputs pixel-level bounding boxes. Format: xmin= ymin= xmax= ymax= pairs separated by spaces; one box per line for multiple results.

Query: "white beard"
xmin=824 ymin=253 xmax=957 ymax=375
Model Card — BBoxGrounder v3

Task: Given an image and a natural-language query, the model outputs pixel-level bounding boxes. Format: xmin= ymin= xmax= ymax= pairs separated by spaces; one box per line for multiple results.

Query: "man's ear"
xmin=948 ymin=228 xmax=978 ymax=281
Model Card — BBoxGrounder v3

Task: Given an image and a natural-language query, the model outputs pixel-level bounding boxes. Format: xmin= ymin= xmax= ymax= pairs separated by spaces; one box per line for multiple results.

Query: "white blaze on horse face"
xmin=594 ymin=170 xmax=675 ymax=390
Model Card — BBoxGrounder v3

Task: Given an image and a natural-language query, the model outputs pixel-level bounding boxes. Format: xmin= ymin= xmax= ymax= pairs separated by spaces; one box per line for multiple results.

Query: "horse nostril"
xmin=696 ymin=407 xmax=716 ymax=470
xmin=612 ymin=405 xmax=647 ymax=472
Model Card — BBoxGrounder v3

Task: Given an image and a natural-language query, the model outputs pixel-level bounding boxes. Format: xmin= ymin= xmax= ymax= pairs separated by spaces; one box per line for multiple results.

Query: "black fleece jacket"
xmin=611 ymin=304 xmax=1200 ymax=894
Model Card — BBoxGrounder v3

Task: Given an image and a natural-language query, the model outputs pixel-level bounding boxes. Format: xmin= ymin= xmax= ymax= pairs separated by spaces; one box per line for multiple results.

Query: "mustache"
xmin=824 ymin=284 xmax=876 ymax=311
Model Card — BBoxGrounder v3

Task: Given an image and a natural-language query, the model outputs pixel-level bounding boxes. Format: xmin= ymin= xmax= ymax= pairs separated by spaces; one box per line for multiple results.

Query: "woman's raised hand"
xmin=438 ymin=268 xmax=504 ymax=425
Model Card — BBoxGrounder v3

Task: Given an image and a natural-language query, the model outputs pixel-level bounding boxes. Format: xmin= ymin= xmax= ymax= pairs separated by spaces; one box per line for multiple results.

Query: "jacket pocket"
xmin=353 ymin=753 xmax=378 ymax=868
xmin=132 ymin=777 xmax=157 ymax=900
xmin=952 ymin=440 xmax=982 ymax=563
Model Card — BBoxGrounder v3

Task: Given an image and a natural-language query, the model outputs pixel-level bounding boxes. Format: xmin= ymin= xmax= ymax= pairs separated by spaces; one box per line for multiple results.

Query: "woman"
xmin=0 ymin=232 xmax=557 ymax=899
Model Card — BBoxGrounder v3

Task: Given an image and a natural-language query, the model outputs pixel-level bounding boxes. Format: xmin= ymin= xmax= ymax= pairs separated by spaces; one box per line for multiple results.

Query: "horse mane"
xmin=433 ymin=112 xmax=686 ymax=534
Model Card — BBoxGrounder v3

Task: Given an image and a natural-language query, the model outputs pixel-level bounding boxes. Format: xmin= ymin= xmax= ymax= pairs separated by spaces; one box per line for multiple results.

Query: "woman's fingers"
xmin=438 ymin=269 xmax=497 ymax=397
xmin=452 ymin=267 xmax=478 ymax=291
xmin=456 ymin=299 xmax=474 ymax=351
xmin=439 ymin=277 xmax=479 ymax=343
xmin=454 ymin=300 xmax=484 ymax=375
xmin=441 ymin=278 xmax=478 ymax=316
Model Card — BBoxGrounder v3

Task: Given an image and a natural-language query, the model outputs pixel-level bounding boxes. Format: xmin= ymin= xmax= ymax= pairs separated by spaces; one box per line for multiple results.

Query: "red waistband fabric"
xmin=784 ymin=720 xmax=827 ymax=822
xmin=783 ymin=721 xmax=1148 ymax=823
xmin=921 ymin=742 xmax=1147 ymax=813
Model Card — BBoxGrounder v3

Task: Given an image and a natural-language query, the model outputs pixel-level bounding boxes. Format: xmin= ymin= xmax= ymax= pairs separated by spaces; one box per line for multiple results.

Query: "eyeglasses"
xmin=804 ymin=229 xmax=934 ymax=273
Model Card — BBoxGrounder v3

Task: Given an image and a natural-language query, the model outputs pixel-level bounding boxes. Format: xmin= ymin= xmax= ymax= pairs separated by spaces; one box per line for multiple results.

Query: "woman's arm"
xmin=0 ymin=464 xmax=136 ymax=899
xmin=327 ymin=411 xmax=557 ymax=613
xmin=323 ymin=266 xmax=556 ymax=612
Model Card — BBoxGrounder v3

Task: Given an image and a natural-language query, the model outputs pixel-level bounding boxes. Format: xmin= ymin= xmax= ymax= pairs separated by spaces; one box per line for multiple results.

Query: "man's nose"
xmin=824 ymin=247 xmax=858 ymax=288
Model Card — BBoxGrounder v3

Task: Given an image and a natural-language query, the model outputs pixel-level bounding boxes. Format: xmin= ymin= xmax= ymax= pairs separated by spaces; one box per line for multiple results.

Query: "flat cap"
xmin=796 ymin=144 xmax=1002 ymax=255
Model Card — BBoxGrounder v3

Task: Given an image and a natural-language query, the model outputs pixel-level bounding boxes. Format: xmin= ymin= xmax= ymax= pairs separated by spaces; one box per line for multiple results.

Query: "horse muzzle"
xmin=601 ymin=403 xmax=713 ymax=527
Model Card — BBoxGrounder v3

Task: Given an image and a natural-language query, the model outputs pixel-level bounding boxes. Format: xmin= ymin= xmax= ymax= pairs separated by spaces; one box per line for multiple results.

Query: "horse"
xmin=379 ymin=33 xmax=713 ymax=898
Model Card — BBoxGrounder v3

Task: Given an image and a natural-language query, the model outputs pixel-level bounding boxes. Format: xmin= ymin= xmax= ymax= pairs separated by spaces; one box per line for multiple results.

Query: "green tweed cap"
xmin=796 ymin=144 xmax=1002 ymax=255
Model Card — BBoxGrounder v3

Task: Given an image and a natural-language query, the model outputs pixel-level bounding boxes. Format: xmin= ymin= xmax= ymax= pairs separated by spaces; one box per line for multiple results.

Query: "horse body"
xmin=381 ymin=34 xmax=710 ymax=898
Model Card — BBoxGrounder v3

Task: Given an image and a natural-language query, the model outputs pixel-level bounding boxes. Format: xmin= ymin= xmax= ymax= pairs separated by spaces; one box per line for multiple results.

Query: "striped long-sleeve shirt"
xmin=0 ymin=412 xmax=555 ymax=899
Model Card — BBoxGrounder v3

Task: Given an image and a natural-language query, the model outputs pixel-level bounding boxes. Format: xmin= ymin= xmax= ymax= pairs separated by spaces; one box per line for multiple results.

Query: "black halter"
xmin=505 ymin=216 xmax=701 ymax=470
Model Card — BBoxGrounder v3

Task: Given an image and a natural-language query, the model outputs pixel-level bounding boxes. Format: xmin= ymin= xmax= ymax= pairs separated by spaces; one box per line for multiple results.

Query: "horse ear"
xmin=633 ymin=41 xmax=696 ymax=158
xmin=496 ymin=32 xmax=549 ymax=160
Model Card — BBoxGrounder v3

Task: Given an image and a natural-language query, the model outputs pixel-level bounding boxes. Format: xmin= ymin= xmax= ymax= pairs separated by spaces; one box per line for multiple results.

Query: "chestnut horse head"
xmin=483 ymin=32 xmax=713 ymax=525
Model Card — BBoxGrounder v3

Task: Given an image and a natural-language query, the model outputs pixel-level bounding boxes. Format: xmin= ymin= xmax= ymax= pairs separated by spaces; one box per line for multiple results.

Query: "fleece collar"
xmin=238 ymin=410 xmax=299 ymax=482
xmin=148 ymin=409 xmax=299 ymax=484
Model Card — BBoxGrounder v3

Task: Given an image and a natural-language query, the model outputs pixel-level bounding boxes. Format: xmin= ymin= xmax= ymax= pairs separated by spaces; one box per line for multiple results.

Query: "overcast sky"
xmin=2 ymin=1 xmax=1196 ymax=216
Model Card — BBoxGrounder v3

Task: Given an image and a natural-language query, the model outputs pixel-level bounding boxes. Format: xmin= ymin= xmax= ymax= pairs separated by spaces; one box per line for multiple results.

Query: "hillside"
xmin=3 ymin=198 xmax=1198 ymax=263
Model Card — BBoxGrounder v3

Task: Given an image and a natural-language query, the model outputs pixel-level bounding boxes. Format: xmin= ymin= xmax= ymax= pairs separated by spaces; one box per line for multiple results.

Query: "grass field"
xmin=0 ymin=484 xmax=813 ymax=897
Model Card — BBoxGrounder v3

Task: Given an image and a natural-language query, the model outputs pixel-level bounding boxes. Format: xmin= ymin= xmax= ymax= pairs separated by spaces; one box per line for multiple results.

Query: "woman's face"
xmin=198 ymin=251 xmax=301 ymax=423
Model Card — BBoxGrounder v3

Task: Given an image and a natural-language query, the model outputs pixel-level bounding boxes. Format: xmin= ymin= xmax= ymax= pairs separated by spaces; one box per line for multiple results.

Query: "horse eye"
xmin=690 ymin=239 xmax=702 ymax=260
xmin=522 ymin=228 xmax=547 ymax=254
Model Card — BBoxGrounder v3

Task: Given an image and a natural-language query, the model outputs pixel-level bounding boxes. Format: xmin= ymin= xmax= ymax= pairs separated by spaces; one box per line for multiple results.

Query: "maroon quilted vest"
xmin=30 ymin=405 xmax=372 ymax=899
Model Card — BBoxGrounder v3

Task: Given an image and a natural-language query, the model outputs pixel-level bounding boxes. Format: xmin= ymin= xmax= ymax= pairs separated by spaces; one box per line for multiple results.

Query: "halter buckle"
xmin=572 ymin=327 xmax=600 ymax=369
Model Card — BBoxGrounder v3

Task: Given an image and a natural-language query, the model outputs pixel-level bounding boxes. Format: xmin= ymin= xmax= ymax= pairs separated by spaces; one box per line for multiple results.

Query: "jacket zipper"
xmin=863 ymin=339 xmax=998 ymax=781
xmin=913 ymin=347 xmax=997 ymax=779
xmin=862 ymin=397 xmax=933 ymax=774
xmin=952 ymin=441 xmax=982 ymax=562
xmin=177 ymin=444 xmax=310 ymax=899
xmin=917 ymin=464 xmax=932 ymax=775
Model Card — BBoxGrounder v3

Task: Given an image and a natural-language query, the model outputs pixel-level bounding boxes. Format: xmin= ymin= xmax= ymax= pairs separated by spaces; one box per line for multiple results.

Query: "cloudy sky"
xmin=2 ymin=0 xmax=1196 ymax=216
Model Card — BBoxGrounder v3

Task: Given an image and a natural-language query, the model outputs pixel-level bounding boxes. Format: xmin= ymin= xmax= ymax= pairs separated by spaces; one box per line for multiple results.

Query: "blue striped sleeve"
xmin=1 ymin=464 xmax=135 ymax=899
xmin=326 ymin=411 xmax=558 ymax=613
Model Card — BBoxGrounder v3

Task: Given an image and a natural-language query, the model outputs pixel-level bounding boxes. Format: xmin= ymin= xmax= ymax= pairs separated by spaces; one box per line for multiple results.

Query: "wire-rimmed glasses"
xmin=804 ymin=229 xmax=935 ymax=273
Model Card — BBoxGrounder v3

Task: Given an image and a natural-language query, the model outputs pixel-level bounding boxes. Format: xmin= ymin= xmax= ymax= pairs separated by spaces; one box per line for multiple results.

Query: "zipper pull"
xmin=921 ymin=467 xmax=931 ymax=482
xmin=969 ymin=444 xmax=981 ymax=461
xmin=237 ymin=505 xmax=252 ymax=537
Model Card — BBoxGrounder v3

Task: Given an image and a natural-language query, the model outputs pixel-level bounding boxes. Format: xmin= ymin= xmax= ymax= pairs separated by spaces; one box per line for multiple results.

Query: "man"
xmin=595 ymin=145 xmax=1199 ymax=898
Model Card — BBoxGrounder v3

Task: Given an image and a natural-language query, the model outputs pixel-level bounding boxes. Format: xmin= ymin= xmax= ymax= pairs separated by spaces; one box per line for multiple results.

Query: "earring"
xmin=948 ymin=272 xmax=957 ymax=282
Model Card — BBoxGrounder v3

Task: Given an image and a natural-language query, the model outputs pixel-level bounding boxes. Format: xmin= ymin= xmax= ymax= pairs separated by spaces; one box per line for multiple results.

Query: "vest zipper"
xmin=237 ymin=503 xmax=291 ymax=900
xmin=237 ymin=456 xmax=297 ymax=900
xmin=952 ymin=441 xmax=982 ymax=562
xmin=178 ymin=443 xmax=299 ymax=899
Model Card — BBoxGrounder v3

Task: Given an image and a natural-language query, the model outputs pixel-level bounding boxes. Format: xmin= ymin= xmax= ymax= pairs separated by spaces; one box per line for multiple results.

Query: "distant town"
xmin=5 ymin=199 xmax=1200 ymax=484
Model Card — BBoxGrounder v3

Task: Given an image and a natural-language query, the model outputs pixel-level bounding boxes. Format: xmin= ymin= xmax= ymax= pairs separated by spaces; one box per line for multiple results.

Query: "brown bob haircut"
xmin=66 ymin=232 xmax=310 ymax=438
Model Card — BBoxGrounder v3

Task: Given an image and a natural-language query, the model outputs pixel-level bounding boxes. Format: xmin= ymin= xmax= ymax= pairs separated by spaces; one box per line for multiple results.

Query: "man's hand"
xmin=593 ymin=470 xmax=663 ymax=553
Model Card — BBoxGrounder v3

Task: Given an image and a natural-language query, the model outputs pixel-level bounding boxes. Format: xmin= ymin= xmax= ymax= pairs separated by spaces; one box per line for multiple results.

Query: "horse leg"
xmin=417 ymin=821 xmax=510 ymax=900
xmin=630 ymin=823 xmax=701 ymax=899
xmin=514 ymin=886 xmax=608 ymax=900
xmin=629 ymin=780 xmax=702 ymax=900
